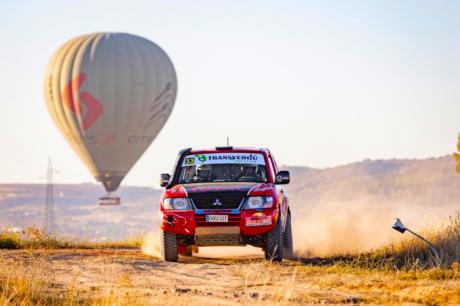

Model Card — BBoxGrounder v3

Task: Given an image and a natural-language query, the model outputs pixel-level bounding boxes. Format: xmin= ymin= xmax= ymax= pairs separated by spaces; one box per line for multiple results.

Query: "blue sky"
xmin=0 ymin=1 xmax=459 ymax=186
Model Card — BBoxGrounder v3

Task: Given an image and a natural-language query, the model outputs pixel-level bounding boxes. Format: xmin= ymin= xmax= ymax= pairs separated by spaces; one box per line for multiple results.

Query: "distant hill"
xmin=285 ymin=155 xmax=460 ymax=208
xmin=0 ymin=155 xmax=458 ymax=242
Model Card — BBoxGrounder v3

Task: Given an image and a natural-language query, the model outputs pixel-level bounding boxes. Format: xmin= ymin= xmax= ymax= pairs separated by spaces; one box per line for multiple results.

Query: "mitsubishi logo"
xmin=213 ymin=198 xmax=222 ymax=206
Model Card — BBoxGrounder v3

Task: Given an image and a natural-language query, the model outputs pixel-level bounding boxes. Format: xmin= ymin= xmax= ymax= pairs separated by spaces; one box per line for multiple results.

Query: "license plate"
xmin=206 ymin=215 xmax=228 ymax=222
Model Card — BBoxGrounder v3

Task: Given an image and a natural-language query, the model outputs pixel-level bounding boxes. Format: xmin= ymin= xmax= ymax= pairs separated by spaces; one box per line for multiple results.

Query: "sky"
xmin=0 ymin=0 xmax=459 ymax=187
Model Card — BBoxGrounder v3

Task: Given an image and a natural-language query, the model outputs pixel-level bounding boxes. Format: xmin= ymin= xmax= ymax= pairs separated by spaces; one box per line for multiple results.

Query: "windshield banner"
xmin=182 ymin=153 xmax=266 ymax=166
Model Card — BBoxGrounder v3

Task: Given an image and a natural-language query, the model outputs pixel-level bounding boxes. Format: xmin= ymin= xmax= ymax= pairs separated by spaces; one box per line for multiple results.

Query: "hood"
xmin=182 ymin=182 xmax=259 ymax=195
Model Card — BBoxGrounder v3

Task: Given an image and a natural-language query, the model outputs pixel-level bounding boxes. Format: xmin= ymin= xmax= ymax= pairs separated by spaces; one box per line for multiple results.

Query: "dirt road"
xmin=1 ymin=249 xmax=459 ymax=305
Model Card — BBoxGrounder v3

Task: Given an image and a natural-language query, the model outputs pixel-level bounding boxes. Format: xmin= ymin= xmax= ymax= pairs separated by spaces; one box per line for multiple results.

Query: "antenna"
xmin=44 ymin=158 xmax=55 ymax=233
xmin=227 ymin=136 xmax=230 ymax=146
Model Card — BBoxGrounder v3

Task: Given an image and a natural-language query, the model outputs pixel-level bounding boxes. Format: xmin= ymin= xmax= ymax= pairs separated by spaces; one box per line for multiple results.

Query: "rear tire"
xmin=185 ymin=246 xmax=193 ymax=257
xmin=161 ymin=230 xmax=178 ymax=262
xmin=264 ymin=216 xmax=284 ymax=262
xmin=192 ymin=245 xmax=199 ymax=254
xmin=283 ymin=212 xmax=294 ymax=260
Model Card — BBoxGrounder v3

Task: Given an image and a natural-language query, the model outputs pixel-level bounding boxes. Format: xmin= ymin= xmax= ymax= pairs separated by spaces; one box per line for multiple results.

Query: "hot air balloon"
xmin=44 ymin=33 xmax=177 ymax=205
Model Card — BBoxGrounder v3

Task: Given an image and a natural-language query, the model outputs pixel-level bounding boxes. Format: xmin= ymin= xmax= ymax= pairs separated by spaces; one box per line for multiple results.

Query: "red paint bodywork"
xmin=159 ymin=148 xmax=289 ymax=244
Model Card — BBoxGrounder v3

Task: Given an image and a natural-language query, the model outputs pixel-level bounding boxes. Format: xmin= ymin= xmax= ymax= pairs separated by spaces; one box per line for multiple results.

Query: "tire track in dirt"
xmin=0 ymin=249 xmax=271 ymax=305
xmin=7 ymin=249 xmax=452 ymax=305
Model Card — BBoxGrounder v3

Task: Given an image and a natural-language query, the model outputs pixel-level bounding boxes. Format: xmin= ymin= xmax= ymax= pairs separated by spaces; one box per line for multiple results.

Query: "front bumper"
xmin=159 ymin=208 xmax=279 ymax=237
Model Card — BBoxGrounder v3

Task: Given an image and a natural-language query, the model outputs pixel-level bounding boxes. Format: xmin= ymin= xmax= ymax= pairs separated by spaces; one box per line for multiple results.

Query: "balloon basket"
xmin=98 ymin=194 xmax=121 ymax=206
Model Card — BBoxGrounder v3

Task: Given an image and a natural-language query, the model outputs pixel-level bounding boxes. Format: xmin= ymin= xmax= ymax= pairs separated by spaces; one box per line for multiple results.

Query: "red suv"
xmin=158 ymin=147 xmax=292 ymax=262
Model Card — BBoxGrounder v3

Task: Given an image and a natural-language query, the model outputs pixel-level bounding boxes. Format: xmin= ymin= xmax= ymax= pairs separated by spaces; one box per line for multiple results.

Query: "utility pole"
xmin=45 ymin=158 xmax=55 ymax=233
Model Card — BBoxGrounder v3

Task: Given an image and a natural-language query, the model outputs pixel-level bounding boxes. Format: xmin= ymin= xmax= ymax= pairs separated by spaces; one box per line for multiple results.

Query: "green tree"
xmin=454 ymin=133 xmax=460 ymax=173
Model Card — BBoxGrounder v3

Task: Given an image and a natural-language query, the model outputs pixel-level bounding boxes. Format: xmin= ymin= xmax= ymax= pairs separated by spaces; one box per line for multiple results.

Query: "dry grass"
xmin=0 ymin=259 xmax=112 ymax=305
xmin=0 ymin=250 xmax=150 ymax=306
xmin=0 ymin=227 xmax=141 ymax=250
xmin=231 ymin=260 xmax=460 ymax=305
xmin=293 ymin=213 xmax=460 ymax=271
xmin=2 ymin=253 xmax=459 ymax=306
xmin=347 ymin=212 xmax=460 ymax=270
xmin=229 ymin=215 xmax=460 ymax=305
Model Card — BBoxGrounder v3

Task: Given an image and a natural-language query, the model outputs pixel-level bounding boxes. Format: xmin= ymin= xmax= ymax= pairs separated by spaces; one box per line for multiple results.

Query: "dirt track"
xmin=0 ymin=249 xmax=356 ymax=305
xmin=1 ymin=249 xmax=459 ymax=305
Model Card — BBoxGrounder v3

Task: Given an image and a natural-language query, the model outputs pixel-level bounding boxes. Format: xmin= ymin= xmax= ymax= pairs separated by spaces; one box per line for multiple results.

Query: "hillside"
xmin=286 ymin=154 xmax=460 ymax=208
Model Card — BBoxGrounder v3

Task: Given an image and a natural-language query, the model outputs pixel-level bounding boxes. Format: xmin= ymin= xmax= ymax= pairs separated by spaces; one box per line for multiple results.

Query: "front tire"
xmin=264 ymin=216 xmax=284 ymax=262
xmin=161 ymin=230 xmax=178 ymax=262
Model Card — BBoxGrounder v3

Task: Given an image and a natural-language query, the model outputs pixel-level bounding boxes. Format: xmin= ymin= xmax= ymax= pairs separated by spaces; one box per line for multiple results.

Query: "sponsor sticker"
xmin=245 ymin=217 xmax=272 ymax=227
xmin=182 ymin=153 xmax=265 ymax=166
xmin=184 ymin=157 xmax=195 ymax=165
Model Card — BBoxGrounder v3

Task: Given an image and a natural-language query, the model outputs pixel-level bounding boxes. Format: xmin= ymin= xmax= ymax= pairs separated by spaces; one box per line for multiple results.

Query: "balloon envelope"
xmin=44 ymin=33 xmax=177 ymax=192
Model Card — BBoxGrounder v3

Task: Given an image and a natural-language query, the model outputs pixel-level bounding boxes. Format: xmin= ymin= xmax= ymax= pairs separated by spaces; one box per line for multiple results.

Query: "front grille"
xmin=191 ymin=193 xmax=245 ymax=209
xmin=195 ymin=214 xmax=241 ymax=226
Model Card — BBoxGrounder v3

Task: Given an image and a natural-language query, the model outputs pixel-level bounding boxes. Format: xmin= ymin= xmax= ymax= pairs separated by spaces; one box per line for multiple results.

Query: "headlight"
xmin=162 ymin=198 xmax=192 ymax=210
xmin=243 ymin=196 xmax=274 ymax=209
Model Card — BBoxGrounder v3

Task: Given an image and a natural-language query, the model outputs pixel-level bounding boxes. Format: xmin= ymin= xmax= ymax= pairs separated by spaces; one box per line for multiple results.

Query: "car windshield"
xmin=178 ymin=153 xmax=268 ymax=184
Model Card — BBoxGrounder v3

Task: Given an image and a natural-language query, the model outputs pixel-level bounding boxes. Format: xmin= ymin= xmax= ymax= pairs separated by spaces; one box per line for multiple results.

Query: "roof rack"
xmin=215 ymin=146 xmax=233 ymax=150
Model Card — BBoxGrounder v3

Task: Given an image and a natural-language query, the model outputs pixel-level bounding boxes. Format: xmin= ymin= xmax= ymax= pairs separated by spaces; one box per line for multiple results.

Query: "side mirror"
xmin=160 ymin=173 xmax=170 ymax=187
xmin=275 ymin=170 xmax=290 ymax=184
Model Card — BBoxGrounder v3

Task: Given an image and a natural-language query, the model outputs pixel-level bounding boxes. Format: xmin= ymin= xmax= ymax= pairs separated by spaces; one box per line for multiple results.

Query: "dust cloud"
xmin=291 ymin=200 xmax=457 ymax=257
xmin=141 ymin=231 xmax=161 ymax=257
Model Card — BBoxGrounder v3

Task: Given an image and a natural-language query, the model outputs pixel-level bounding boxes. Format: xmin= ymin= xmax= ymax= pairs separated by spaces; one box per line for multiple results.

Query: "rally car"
xmin=158 ymin=147 xmax=292 ymax=262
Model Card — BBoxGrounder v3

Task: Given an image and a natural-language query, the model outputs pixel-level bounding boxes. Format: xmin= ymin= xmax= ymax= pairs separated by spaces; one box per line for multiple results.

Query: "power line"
xmin=44 ymin=158 xmax=55 ymax=233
